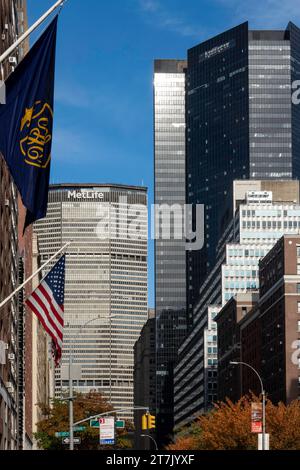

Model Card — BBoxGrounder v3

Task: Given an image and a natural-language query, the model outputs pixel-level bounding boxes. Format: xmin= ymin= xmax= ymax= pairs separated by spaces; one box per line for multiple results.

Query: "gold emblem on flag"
xmin=20 ymin=100 xmax=53 ymax=168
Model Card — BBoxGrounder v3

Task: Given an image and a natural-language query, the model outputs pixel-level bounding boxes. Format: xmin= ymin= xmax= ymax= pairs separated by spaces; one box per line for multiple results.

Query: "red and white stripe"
xmin=26 ymin=280 xmax=64 ymax=353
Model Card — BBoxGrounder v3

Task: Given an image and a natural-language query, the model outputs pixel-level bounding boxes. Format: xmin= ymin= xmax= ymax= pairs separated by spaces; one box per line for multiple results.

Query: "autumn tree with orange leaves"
xmin=167 ymin=395 xmax=300 ymax=450
xmin=35 ymin=391 xmax=133 ymax=450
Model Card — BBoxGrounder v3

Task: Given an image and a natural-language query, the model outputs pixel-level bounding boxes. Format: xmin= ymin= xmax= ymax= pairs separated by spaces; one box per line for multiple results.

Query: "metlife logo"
xmin=67 ymin=190 xmax=104 ymax=200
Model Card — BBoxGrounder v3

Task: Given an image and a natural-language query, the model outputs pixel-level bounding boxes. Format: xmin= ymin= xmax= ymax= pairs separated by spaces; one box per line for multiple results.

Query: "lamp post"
xmin=68 ymin=314 xmax=116 ymax=450
xmin=230 ymin=361 xmax=266 ymax=450
xmin=141 ymin=434 xmax=158 ymax=450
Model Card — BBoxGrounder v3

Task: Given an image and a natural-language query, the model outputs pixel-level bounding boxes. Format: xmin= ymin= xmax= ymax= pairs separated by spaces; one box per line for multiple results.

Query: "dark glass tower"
xmin=186 ymin=21 xmax=300 ymax=318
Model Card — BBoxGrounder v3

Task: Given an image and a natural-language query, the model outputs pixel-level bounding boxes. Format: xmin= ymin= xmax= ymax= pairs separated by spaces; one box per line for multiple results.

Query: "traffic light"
xmin=148 ymin=414 xmax=156 ymax=429
xmin=142 ymin=414 xmax=148 ymax=430
xmin=141 ymin=413 xmax=156 ymax=430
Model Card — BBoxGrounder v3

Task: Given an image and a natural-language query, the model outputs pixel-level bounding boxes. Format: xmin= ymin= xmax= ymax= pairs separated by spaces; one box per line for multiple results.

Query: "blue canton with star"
xmin=44 ymin=255 xmax=65 ymax=306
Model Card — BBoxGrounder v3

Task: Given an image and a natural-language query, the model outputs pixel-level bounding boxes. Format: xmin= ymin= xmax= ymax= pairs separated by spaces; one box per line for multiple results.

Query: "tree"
xmin=35 ymin=391 xmax=133 ymax=450
xmin=167 ymin=395 xmax=300 ymax=450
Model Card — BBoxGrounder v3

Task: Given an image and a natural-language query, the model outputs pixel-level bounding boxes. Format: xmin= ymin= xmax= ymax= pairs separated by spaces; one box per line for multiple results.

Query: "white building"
xmin=34 ymin=184 xmax=148 ymax=419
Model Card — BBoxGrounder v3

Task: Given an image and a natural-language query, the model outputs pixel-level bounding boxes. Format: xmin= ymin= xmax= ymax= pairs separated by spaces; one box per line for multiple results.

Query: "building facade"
xmin=34 ymin=184 xmax=148 ymax=419
xmin=217 ymin=235 xmax=300 ymax=404
xmin=0 ymin=0 xmax=27 ymax=450
xmin=174 ymin=181 xmax=300 ymax=429
xmin=154 ymin=60 xmax=188 ymax=444
xmin=134 ymin=309 xmax=156 ymax=450
xmin=239 ymin=235 xmax=300 ymax=403
xmin=216 ymin=292 xmax=258 ymax=403
xmin=186 ymin=21 xmax=300 ymax=318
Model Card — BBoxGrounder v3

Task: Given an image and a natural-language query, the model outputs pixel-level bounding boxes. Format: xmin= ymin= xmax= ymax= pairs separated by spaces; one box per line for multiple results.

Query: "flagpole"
xmin=0 ymin=0 xmax=67 ymax=66
xmin=0 ymin=241 xmax=71 ymax=311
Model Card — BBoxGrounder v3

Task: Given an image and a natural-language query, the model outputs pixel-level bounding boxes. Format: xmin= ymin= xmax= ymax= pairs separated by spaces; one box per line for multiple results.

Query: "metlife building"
xmin=34 ymin=184 xmax=148 ymax=419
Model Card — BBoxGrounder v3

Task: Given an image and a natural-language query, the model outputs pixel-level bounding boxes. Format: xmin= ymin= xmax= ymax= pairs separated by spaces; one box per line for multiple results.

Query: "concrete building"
xmin=239 ymin=235 xmax=300 ymax=403
xmin=215 ymin=292 xmax=259 ymax=403
xmin=34 ymin=184 xmax=148 ymax=419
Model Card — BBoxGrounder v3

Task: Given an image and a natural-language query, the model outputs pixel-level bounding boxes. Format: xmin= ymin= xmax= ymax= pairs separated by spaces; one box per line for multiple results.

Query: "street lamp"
xmin=67 ymin=314 xmax=116 ymax=450
xmin=141 ymin=433 xmax=158 ymax=450
xmin=230 ymin=361 xmax=266 ymax=450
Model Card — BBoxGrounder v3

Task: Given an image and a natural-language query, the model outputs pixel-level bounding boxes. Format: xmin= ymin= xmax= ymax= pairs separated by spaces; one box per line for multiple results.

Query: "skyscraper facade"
xmin=154 ymin=60 xmax=187 ymax=444
xmin=34 ymin=184 xmax=148 ymax=419
xmin=186 ymin=21 xmax=300 ymax=317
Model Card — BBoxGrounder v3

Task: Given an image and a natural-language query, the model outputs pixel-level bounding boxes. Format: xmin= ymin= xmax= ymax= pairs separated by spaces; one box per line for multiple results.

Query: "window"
xmin=298 ymin=302 xmax=300 ymax=313
xmin=297 ymin=284 xmax=300 ymax=294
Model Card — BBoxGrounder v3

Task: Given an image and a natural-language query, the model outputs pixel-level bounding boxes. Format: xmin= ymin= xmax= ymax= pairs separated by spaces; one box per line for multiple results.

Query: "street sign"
xmin=90 ymin=419 xmax=100 ymax=428
xmin=258 ymin=433 xmax=270 ymax=450
xmin=55 ymin=431 xmax=69 ymax=438
xmin=74 ymin=426 xmax=86 ymax=432
xmin=90 ymin=419 xmax=125 ymax=429
xmin=62 ymin=437 xmax=81 ymax=445
xmin=55 ymin=427 xmax=85 ymax=437
xmin=251 ymin=402 xmax=263 ymax=433
xmin=115 ymin=420 xmax=125 ymax=429
xmin=99 ymin=417 xmax=115 ymax=445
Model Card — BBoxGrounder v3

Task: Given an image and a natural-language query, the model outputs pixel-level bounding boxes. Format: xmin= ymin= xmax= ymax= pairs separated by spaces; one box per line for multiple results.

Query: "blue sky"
xmin=27 ymin=0 xmax=300 ymax=307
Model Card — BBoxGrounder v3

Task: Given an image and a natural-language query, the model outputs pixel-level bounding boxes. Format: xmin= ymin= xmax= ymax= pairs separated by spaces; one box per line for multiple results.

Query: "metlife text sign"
xmin=67 ymin=191 xmax=104 ymax=200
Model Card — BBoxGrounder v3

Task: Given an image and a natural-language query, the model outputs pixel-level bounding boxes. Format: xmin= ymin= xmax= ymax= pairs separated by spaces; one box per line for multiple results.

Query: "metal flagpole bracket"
xmin=0 ymin=241 xmax=72 ymax=312
xmin=0 ymin=0 xmax=67 ymax=66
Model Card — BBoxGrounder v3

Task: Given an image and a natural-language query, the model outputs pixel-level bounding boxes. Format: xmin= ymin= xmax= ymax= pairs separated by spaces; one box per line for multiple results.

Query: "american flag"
xmin=26 ymin=255 xmax=65 ymax=366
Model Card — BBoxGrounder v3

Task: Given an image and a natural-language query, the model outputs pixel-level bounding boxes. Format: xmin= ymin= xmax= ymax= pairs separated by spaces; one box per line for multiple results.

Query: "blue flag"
xmin=0 ymin=16 xmax=58 ymax=230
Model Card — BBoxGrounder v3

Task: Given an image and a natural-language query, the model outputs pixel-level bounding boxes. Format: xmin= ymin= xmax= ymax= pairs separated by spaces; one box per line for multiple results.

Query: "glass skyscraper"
xmin=34 ymin=184 xmax=148 ymax=419
xmin=154 ymin=60 xmax=187 ymax=444
xmin=186 ymin=21 xmax=300 ymax=318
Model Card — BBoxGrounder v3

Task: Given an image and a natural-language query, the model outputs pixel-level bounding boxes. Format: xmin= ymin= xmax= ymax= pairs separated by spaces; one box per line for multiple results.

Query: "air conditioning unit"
xmin=8 ymin=353 xmax=15 ymax=361
xmin=4 ymin=24 xmax=9 ymax=30
xmin=1 ymin=33 xmax=5 ymax=40
xmin=9 ymin=56 xmax=17 ymax=65
xmin=4 ymin=343 xmax=9 ymax=350
xmin=4 ymin=199 xmax=9 ymax=207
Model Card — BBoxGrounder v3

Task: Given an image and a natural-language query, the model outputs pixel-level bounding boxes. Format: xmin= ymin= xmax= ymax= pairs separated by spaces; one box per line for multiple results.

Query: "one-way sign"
xmin=62 ymin=437 xmax=81 ymax=445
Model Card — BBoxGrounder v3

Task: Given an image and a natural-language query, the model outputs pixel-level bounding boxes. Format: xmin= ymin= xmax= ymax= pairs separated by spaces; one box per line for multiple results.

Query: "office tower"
xmin=174 ymin=181 xmax=300 ymax=428
xmin=186 ymin=21 xmax=300 ymax=318
xmin=154 ymin=60 xmax=187 ymax=445
xmin=217 ymin=235 xmax=300 ymax=404
xmin=134 ymin=308 xmax=156 ymax=450
xmin=34 ymin=184 xmax=148 ymax=419
xmin=0 ymin=0 xmax=27 ymax=450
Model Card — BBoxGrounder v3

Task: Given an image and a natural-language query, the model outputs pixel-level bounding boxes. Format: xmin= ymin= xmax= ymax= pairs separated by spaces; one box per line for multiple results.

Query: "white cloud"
xmin=215 ymin=0 xmax=300 ymax=28
xmin=55 ymin=82 xmax=92 ymax=109
xmin=138 ymin=0 xmax=206 ymax=38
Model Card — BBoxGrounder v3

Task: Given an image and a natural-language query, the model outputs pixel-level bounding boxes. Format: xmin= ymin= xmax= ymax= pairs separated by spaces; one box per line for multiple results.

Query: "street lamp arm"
xmin=141 ymin=434 xmax=158 ymax=450
xmin=231 ymin=361 xmax=264 ymax=394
